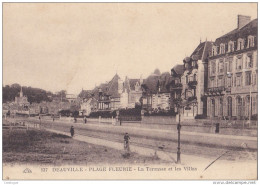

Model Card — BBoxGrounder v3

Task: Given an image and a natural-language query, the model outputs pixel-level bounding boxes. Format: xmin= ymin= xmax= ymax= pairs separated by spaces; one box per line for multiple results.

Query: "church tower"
xmin=20 ymin=86 xmax=23 ymax=97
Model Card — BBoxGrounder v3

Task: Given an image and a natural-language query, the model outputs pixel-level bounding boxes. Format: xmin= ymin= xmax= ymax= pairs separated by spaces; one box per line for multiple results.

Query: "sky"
xmin=3 ymin=3 xmax=257 ymax=94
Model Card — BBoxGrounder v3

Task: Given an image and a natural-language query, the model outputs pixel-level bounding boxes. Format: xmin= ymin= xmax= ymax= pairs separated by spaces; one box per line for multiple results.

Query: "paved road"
xmin=12 ymin=117 xmax=257 ymax=162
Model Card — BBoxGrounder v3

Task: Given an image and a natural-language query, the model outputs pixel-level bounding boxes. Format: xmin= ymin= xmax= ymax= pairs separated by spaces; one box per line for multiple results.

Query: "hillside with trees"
xmin=3 ymin=84 xmax=53 ymax=104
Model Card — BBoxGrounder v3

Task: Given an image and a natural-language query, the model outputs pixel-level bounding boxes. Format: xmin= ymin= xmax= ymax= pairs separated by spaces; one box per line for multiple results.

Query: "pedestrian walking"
xmin=84 ymin=116 xmax=87 ymax=124
xmin=70 ymin=126 xmax=75 ymax=137
xmin=124 ymin=133 xmax=130 ymax=152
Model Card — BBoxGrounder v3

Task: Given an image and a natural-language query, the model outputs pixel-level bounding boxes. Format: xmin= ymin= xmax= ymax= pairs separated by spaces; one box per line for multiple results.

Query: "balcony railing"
xmin=207 ymin=86 xmax=225 ymax=95
xmin=170 ymin=83 xmax=183 ymax=90
xmin=172 ymin=98 xmax=182 ymax=103
xmin=188 ymin=81 xmax=198 ymax=88
xmin=187 ymin=96 xmax=197 ymax=102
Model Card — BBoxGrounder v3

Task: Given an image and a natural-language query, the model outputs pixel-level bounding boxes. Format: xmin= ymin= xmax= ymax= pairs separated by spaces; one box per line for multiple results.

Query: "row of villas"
xmin=171 ymin=15 xmax=257 ymax=120
xmin=79 ymin=69 xmax=174 ymax=115
xmin=80 ymin=15 xmax=257 ymax=120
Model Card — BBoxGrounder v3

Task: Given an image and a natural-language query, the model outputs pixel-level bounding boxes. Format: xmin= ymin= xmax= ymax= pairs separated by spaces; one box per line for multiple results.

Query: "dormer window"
xmin=237 ymin=38 xmax=244 ymax=50
xmin=212 ymin=46 xmax=218 ymax=56
xmin=247 ymin=35 xmax=255 ymax=48
xmin=219 ymin=44 xmax=225 ymax=54
xmin=228 ymin=41 xmax=234 ymax=52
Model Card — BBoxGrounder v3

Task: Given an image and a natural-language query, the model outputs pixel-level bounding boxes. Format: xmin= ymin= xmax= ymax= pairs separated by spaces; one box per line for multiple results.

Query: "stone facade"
xmin=206 ymin=16 xmax=258 ymax=120
xmin=96 ymin=74 xmax=143 ymax=111
xmin=177 ymin=41 xmax=213 ymax=119
xmin=151 ymin=93 xmax=171 ymax=110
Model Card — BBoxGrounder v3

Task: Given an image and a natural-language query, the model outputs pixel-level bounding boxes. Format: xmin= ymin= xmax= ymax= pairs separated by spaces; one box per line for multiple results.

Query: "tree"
xmin=154 ymin=68 xmax=161 ymax=76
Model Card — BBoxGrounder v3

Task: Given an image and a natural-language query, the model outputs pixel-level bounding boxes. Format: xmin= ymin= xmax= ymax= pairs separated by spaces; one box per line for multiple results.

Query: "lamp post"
xmin=177 ymin=104 xmax=181 ymax=164
xmin=175 ymin=90 xmax=193 ymax=164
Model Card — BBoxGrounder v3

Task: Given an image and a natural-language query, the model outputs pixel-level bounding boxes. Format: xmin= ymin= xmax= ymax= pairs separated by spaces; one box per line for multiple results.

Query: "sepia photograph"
xmin=2 ymin=2 xmax=258 ymax=180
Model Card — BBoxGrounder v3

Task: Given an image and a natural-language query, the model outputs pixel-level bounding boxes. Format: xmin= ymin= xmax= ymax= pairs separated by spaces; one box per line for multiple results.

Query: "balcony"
xmin=172 ymin=97 xmax=182 ymax=103
xmin=206 ymin=86 xmax=225 ymax=96
xmin=187 ymin=96 xmax=197 ymax=102
xmin=188 ymin=81 xmax=197 ymax=88
xmin=170 ymin=83 xmax=183 ymax=91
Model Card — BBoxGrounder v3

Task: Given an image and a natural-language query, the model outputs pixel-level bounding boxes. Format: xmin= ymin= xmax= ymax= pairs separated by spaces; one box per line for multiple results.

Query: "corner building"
xmin=206 ymin=15 xmax=258 ymax=119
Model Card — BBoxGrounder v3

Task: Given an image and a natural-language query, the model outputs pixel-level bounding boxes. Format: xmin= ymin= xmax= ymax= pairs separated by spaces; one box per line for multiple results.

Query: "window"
xmin=219 ymin=98 xmax=223 ymax=116
xmin=246 ymin=55 xmax=253 ymax=68
xmin=218 ymin=76 xmax=224 ymax=87
xmin=210 ymin=78 xmax=215 ymax=88
xmin=236 ymin=57 xmax=243 ymax=70
xmin=194 ymin=74 xmax=197 ymax=81
xmin=227 ymin=97 xmax=232 ymax=117
xmin=211 ymin=61 xmax=216 ymax=75
xmin=253 ymin=72 xmax=257 ymax=85
xmin=236 ymin=96 xmax=243 ymax=117
xmin=247 ymin=35 xmax=255 ymax=48
xmin=237 ymin=38 xmax=244 ymax=50
xmin=228 ymin=41 xmax=234 ymax=52
xmin=245 ymin=72 xmax=252 ymax=86
xmin=236 ymin=75 xmax=242 ymax=86
xmin=219 ymin=61 xmax=224 ymax=73
xmin=220 ymin=44 xmax=225 ymax=54
xmin=212 ymin=46 xmax=217 ymax=56
xmin=227 ymin=76 xmax=232 ymax=87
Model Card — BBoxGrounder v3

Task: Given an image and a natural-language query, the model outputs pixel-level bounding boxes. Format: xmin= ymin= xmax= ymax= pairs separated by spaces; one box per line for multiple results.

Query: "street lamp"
xmin=175 ymin=91 xmax=193 ymax=164
xmin=176 ymin=104 xmax=182 ymax=164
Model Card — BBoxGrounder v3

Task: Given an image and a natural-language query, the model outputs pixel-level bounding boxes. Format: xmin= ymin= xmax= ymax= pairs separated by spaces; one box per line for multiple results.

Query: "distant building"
xmin=179 ymin=41 xmax=213 ymax=119
xmin=141 ymin=70 xmax=172 ymax=111
xmin=66 ymin=94 xmax=77 ymax=103
xmin=170 ymin=64 xmax=185 ymax=113
xmin=80 ymin=97 xmax=98 ymax=116
xmin=122 ymin=76 xmax=143 ymax=108
xmin=15 ymin=87 xmax=30 ymax=107
xmin=205 ymin=15 xmax=258 ymax=120
xmin=96 ymin=74 xmax=122 ymax=110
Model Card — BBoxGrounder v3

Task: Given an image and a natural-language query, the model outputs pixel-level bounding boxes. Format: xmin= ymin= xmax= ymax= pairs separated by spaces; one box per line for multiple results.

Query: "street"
xmin=14 ymin=117 xmax=257 ymax=162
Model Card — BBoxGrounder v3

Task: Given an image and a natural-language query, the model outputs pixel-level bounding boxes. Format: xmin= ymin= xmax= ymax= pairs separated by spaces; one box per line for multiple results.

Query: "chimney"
xmin=237 ymin=15 xmax=251 ymax=29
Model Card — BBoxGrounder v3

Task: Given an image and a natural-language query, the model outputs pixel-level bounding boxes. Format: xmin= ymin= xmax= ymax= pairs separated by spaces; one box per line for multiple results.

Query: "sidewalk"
xmin=44 ymin=127 xmax=257 ymax=180
xmin=29 ymin=117 xmax=257 ymax=140
xmin=21 ymin=117 xmax=258 ymax=150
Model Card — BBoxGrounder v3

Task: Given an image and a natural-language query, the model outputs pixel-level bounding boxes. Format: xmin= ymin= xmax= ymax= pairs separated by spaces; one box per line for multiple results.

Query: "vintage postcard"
xmin=2 ymin=2 xmax=257 ymax=180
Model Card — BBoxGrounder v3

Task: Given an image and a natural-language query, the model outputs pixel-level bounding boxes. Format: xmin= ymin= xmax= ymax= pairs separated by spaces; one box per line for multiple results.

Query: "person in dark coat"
xmin=70 ymin=126 xmax=75 ymax=137
xmin=124 ymin=133 xmax=130 ymax=152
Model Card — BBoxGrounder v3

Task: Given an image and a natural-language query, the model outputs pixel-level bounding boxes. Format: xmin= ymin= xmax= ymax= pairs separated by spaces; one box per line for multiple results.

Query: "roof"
xmin=142 ymin=72 xmax=171 ymax=94
xmin=91 ymin=74 xmax=121 ymax=99
xmin=107 ymin=74 xmax=120 ymax=98
xmin=190 ymin=41 xmax=213 ymax=61
xmin=214 ymin=19 xmax=257 ymax=45
xmin=129 ymin=79 xmax=139 ymax=90
xmin=171 ymin=64 xmax=184 ymax=76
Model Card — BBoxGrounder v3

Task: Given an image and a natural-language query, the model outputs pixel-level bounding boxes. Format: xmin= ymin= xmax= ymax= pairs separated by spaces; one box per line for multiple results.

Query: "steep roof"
xmin=129 ymin=79 xmax=139 ymax=90
xmin=190 ymin=41 xmax=213 ymax=61
xmin=171 ymin=64 xmax=184 ymax=76
xmin=107 ymin=74 xmax=120 ymax=98
xmin=142 ymin=72 xmax=171 ymax=94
